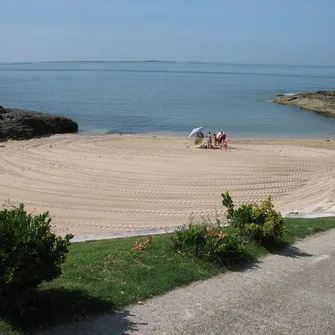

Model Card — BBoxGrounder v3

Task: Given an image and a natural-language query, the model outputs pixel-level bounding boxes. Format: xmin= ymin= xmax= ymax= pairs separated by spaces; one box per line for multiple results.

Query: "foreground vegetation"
xmin=0 ymin=205 xmax=72 ymax=314
xmin=1 ymin=216 xmax=335 ymax=335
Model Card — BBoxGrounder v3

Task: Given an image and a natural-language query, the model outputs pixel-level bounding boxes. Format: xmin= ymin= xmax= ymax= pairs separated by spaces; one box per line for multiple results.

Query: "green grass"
xmin=1 ymin=217 xmax=335 ymax=334
xmin=283 ymin=217 xmax=335 ymax=243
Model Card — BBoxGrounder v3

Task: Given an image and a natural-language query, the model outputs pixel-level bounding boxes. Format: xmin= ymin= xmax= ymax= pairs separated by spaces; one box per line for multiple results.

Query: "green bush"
xmin=171 ymin=223 xmax=248 ymax=265
xmin=222 ymin=191 xmax=285 ymax=245
xmin=0 ymin=204 xmax=73 ymax=312
xmin=0 ymin=105 xmax=4 ymax=110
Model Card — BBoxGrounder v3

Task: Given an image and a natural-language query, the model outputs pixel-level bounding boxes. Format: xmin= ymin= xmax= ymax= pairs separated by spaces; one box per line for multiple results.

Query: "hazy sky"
xmin=1 ymin=0 xmax=334 ymax=65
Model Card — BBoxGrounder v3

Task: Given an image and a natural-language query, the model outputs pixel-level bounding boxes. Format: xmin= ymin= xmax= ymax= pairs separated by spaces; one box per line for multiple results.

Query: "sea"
xmin=0 ymin=62 xmax=334 ymax=139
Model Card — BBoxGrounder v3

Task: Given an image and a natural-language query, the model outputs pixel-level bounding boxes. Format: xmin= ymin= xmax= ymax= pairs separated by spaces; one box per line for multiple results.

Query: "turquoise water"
xmin=0 ymin=62 xmax=334 ymax=138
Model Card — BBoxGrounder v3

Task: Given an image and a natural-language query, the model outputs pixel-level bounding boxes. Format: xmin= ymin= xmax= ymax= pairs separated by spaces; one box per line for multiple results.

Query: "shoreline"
xmin=73 ymin=131 xmax=334 ymax=142
xmin=1 ymin=135 xmax=334 ymax=236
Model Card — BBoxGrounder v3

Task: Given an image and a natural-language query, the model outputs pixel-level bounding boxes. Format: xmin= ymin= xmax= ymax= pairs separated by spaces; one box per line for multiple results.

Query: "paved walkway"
xmin=42 ymin=230 xmax=335 ymax=335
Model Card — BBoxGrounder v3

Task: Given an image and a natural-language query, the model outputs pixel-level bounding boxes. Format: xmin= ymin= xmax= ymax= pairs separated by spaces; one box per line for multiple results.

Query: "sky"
xmin=1 ymin=0 xmax=334 ymax=65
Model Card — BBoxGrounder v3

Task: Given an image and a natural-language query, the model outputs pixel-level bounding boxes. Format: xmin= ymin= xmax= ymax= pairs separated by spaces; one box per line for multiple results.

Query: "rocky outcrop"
xmin=273 ymin=90 xmax=335 ymax=118
xmin=0 ymin=106 xmax=78 ymax=140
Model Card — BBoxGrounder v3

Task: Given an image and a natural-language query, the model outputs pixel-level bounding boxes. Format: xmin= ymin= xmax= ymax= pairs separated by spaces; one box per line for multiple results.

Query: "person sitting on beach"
xmin=196 ymin=131 xmax=204 ymax=138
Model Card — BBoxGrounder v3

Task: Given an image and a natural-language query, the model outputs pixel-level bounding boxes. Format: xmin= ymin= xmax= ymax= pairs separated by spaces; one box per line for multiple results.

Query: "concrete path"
xmin=42 ymin=230 xmax=335 ymax=335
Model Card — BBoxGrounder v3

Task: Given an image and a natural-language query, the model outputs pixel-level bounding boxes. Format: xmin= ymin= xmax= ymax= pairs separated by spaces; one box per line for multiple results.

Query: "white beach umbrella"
xmin=188 ymin=126 xmax=204 ymax=139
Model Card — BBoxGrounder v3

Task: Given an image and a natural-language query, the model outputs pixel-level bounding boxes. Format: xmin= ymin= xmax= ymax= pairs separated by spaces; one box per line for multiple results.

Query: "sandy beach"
xmin=0 ymin=135 xmax=334 ymax=236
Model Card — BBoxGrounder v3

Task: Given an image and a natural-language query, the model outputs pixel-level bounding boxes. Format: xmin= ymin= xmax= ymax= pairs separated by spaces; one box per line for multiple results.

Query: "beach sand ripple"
xmin=0 ymin=135 xmax=334 ymax=236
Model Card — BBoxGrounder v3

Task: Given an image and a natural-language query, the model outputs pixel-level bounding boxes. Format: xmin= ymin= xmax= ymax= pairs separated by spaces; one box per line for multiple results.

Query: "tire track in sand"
xmin=0 ymin=135 xmax=334 ymax=235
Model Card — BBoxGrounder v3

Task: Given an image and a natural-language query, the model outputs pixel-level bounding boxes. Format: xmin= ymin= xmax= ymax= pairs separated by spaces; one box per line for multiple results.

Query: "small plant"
xmin=133 ymin=235 xmax=153 ymax=251
xmin=0 ymin=204 xmax=73 ymax=312
xmin=222 ymin=191 xmax=285 ymax=245
xmin=171 ymin=223 xmax=247 ymax=265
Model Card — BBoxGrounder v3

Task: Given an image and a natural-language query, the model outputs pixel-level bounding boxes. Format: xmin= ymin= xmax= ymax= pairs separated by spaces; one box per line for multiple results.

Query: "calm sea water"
xmin=0 ymin=62 xmax=334 ymax=138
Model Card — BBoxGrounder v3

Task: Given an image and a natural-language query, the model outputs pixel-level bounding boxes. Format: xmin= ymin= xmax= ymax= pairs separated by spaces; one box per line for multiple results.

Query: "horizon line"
xmin=0 ymin=60 xmax=335 ymax=67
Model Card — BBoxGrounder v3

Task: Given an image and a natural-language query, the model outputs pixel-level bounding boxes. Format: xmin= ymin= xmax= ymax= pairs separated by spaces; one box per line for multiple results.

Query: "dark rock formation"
xmin=0 ymin=107 xmax=78 ymax=140
xmin=273 ymin=90 xmax=335 ymax=118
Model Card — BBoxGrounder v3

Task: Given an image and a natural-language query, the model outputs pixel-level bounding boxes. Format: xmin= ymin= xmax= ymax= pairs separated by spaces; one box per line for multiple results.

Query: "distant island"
xmin=273 ymin=90 xmax=335 ymax=118
xmin=37 ymin=60 xmax=178 ymax=64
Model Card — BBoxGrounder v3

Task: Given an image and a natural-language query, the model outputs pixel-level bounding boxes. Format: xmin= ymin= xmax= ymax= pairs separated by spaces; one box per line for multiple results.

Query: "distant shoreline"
xmin=1 ymin=61 xmax=335 ymax=67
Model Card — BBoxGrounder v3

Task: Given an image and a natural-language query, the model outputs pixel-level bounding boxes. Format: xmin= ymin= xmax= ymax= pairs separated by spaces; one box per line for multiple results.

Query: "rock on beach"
xmin=0 ymin=106 xmax=78 ymax=140
xmin=273 ymin=90 xmax=335 ymax=118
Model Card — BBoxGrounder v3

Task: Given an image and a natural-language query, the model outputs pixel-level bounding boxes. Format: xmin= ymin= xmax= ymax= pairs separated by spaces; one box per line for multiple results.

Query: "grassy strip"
xmin=283 ymin=217 xmax=335 ymax=243
xmin=1 ymin=217 xmax=335 ymax=334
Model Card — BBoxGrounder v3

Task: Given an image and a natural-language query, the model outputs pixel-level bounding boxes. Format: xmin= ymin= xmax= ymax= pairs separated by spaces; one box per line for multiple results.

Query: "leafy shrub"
xmin=171 ymin=223 xmax=248 ymax=265
xmin=0 ymin=105 xmax=4 ymax=110
xmin=0 ymin=204 xmax=73 ymax=312
xmin=222 ymin=191 xmax=285 ymax=245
